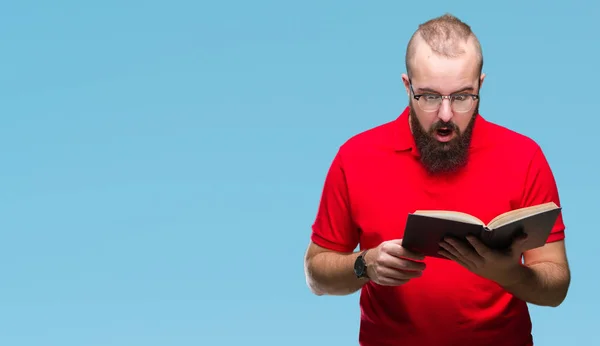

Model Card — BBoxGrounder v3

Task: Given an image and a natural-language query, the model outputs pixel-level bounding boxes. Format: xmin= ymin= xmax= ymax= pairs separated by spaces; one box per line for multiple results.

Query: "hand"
xmin=364 ymin=239 xmax=426 ymax=286
xmin=438 ymin=233 xmax=529 ymax=287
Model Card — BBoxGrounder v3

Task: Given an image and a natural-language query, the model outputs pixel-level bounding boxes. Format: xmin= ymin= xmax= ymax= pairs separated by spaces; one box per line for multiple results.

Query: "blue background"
xmin=1 ymin=1 xmax=597 ymax=345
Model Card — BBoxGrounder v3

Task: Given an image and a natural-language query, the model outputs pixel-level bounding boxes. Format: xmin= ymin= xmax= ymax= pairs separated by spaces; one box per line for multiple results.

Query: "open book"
xmin=401 ymin=202 xmax=562 ymax=258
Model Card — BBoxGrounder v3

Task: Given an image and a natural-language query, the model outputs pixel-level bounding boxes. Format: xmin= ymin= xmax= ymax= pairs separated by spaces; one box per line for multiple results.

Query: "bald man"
xmin=304 ymin=13 xmax=570 ymax=346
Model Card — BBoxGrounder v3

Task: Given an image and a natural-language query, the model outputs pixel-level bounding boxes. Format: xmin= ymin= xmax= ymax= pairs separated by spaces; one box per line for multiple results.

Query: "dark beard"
xmin=410 ymin=104 xmax=477 ymax=174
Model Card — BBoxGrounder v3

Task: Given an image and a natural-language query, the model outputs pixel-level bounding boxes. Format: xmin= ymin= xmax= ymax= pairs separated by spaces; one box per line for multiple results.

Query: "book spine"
xmin=480 ymin=225 xmax=494 ymax=247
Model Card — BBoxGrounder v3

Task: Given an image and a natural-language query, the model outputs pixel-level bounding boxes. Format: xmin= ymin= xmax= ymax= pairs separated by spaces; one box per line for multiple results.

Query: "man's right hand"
xmin=364 ymin=239 xmax=426 ymax=286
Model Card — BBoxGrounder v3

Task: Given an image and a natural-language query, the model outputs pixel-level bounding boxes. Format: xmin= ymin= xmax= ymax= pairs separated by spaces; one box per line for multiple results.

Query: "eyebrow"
xmin=416 ymin=86 xmax=475 ymax=94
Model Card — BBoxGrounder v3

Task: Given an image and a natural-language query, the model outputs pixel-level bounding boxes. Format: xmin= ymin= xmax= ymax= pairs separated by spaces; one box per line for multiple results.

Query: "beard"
xmin=410 ymin=103 xmax=478 ymax=175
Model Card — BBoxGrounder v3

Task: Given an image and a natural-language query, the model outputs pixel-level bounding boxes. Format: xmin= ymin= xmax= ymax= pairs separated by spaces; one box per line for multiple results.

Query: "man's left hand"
xmin=438 ymin=234 xmax=529 ymax=287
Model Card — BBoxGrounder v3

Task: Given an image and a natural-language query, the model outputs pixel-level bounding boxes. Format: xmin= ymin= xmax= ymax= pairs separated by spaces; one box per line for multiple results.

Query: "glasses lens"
xmin=418 ymin=96 xmax=441 ymax=111
xmin=452 ymin=97 xmax=473 ymax=112
xmin=416 ymin=95 xmax=476 ymax=112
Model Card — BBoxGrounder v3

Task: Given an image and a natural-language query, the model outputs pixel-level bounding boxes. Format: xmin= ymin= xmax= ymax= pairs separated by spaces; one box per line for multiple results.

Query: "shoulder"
xmin=480 ymin=118 xmax=543 ymax=159
xmin=336 ymin=119 xmax=399 ymax=162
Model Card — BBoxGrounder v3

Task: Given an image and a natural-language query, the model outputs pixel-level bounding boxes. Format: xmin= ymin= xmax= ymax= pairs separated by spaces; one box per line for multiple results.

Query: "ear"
xmin=479 ymin=73 xmax=486 ymax=90
xmin=401 ymin=73 xmax=411 ymax=97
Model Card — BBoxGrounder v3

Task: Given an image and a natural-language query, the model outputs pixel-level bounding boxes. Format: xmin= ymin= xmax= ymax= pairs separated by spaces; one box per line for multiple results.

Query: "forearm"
xmin=305 ymin=250 xmax=368 ymax=296
xmin=502 ymin=261 xmax=571 ymax=307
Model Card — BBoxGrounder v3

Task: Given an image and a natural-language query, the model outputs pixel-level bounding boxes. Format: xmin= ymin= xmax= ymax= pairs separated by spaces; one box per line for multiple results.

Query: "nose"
xmin=437 ymin=98 xmax=453 ymax=123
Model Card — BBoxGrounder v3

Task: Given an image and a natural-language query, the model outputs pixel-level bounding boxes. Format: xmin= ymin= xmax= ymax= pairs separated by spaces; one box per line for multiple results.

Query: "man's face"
xmin=402 ymin=39 xmax=484 ymax=174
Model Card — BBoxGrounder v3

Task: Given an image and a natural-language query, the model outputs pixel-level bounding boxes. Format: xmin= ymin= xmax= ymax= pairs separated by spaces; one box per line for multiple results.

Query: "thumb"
xmin=385 ymin=238 xmax=425 ymax=261
xmin=386 ymin=238 xmax=405 ymax=246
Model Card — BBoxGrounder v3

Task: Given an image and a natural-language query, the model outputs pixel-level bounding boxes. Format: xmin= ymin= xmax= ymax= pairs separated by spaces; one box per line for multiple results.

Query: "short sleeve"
xmin=310 ymin=150 xmax=359 ymax=253
xmin=519 ymin=146 xmax=566 ymax=243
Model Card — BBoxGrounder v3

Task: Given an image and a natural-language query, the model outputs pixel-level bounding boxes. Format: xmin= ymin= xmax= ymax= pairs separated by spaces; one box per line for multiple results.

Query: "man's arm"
xmin=305 ymin=146 xmax=425 ymax=295
xmin=501 ymin=240 xmax=571 ymax=307
xmin=440 ymin=235 xmax=571 ymax=307
xmin=503 ymin=145 xmax=570 ymax=307
xmin=305 ymin=147 xmax=365 ymax=296
xmin=305 ymin=239 xmax=427 ymax=296
xmin=304 ymin=241 xmax=368 ymax=296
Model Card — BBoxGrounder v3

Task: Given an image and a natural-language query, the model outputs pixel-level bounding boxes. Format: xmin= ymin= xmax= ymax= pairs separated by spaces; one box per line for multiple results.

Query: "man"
xmin=303 ymin=14 xmax=570 ymax=346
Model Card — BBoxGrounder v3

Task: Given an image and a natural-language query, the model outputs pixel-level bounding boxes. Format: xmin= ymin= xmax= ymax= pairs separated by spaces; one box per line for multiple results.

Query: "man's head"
xmin=402 ymin=14 xmax=485 ymax=174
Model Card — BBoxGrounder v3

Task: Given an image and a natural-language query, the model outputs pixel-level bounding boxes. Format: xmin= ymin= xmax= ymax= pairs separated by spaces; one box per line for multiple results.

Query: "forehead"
xmin=409 ymin=41 xmax=480 ymax=93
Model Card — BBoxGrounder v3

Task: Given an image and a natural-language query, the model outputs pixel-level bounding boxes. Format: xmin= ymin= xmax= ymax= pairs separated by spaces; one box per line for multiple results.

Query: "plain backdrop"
xmin=1 ymin=1 xmax=598 ymax=345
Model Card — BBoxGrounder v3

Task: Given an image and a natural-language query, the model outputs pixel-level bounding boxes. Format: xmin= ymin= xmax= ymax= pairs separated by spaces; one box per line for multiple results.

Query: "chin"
xmin=434 ymin=139 xmax=456 ymax=150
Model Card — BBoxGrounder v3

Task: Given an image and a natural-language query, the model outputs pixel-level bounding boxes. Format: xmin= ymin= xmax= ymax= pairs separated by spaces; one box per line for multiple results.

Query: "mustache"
xmin=430 ymin=120 xmax=459 ymax=133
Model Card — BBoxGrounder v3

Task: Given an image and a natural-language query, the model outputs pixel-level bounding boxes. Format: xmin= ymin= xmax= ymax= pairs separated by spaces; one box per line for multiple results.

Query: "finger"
xmin=466 ymin=235 xmax=491 ymax=258
xmin=438 ymin=249 xmax=470 ymax=268
xmin=439 ymin=241 xmax=476 ymax=268
xmin=399 ymin=248 xmax=426 ymax=261
xmin=385 ymin=238 xmax=405 ymax=246
xmin=380 ymin=253 xmax=426 ymax=272
xmin=383 ymin=241 xmax=425 ymax=261
xmin=374 ymin=270 xmax=419 ymax=286
xmin=443 ymin=237 xmax=484 ymax=267
xmin=377 ymin=266 xmax=423 ymax=280
xmin=443 ymin=237 xmax=478 ymax=258
xmin=438 ymin=241 xmax=461 ymax=258
xmin=377 ymin=277 xmax=409 ymax=286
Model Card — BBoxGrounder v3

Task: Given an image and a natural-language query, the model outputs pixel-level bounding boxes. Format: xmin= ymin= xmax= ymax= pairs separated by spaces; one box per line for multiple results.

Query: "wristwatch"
xmin=353 ymin=249 xmax=370 ymax=279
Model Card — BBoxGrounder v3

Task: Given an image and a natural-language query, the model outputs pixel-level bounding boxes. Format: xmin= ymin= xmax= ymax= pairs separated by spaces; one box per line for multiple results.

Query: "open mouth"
xmin=433 ymin=127 xmax=455 ymax=143
xmin=436 ymin=128 xmax=453 ymax=137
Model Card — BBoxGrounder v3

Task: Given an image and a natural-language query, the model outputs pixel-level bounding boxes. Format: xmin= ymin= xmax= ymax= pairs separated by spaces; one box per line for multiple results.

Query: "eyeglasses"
xmin=410 ymin=82 xmax=479 ymax=113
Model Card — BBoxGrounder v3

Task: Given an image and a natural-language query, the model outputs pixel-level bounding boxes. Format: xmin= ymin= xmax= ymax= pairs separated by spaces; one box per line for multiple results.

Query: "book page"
xmin=487 ymin=202 xmax=559 ymax=229
xmin=412 ymin=210 xmax=484 ymax=225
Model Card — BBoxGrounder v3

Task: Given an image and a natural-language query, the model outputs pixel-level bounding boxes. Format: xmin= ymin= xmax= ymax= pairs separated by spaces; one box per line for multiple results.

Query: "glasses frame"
xmin=409 ymin=79 xmax=480 ymax=113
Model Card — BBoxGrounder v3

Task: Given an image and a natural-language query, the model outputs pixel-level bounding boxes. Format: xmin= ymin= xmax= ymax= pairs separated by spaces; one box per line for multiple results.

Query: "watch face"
xmin=354 ymin=257 xmax=366 ymax=276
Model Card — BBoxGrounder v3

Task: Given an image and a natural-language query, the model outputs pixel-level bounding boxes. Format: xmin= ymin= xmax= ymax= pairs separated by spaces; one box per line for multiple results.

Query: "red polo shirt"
xmin=310 ymin=107 xmax=565 ymax=346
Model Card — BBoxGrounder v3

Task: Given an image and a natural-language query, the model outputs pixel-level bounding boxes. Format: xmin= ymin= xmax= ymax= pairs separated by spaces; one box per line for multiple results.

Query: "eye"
xmin=423 ymin=94 xmax=439 ymax=101
xmin=452 ymin=94 xmax=468 ymax=101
